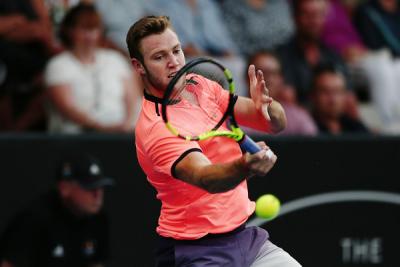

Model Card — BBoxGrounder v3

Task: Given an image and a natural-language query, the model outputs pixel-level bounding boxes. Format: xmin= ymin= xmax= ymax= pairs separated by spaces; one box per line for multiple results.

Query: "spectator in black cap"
xmin=0 ymin=153 xmax=113 ymax=267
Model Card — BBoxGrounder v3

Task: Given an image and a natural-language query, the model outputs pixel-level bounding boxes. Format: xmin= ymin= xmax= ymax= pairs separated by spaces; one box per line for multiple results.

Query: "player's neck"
xmin=143 ymin=82 xmax=164 ymax=98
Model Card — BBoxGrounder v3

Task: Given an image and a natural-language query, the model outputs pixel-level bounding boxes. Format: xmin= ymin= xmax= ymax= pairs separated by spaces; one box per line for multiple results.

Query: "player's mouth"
xmin=168 ymin=72 xmax=177 ymax=78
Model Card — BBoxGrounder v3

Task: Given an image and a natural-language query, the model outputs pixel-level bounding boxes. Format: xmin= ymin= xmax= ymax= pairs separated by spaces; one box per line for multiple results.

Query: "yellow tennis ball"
xmin=255 ymin=194 xmax=281 ymax=219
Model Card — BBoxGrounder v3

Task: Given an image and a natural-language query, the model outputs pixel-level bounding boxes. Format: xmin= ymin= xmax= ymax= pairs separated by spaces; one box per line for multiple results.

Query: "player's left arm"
xmin=234 ymin=65 xmax=286 ymax=133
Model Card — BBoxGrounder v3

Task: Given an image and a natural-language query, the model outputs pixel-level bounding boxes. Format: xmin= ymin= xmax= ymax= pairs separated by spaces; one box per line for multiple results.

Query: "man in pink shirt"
xmin=126 ymin=15 xmax=301 ymax=267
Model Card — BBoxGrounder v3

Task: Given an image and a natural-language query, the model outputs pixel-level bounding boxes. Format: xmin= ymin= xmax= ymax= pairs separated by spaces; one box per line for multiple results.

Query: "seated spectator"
xmin=247 ymin=50 xmax=318 ymax=136
xmin=46 ymin=0 xmax=132 ymax=56
xmin=322 ymin=0 xmax=368 ymax=64
xmin=221 ymin=0 xmax=295 ymax=57
xmin=354 ymin=0 xmax=400 ymax=57
xmin=0 ymin=0 xmax=60 ymax=131
xmin=0 ymin=153 xmax=113 ymax=267
xmin=45 ymin=4 xmax=141 ymax=134
xmin=352 ymin=0 xmax=400 ymax=133
xmin=276 ymin=0 xmax=351 ymax=105
xmin=148 ymin=0 xmax=248 ymax=96
xmin=321 ymin=0 xmax=371 ymax=98
xmin=310 ymin=64 xmax=370 ymax=134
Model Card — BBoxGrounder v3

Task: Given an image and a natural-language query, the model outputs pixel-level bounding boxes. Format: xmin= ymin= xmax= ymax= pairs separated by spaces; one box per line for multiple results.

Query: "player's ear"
xmin=131 ymin=58 xmax=146 ymax=76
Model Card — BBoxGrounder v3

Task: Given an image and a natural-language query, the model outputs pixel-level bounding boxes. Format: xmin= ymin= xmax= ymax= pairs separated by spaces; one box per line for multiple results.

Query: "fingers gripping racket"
xmin=161 ymin=57 xmax=270 ymax=156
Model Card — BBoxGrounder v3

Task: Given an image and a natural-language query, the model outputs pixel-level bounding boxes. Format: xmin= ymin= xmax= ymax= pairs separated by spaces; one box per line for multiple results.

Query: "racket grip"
xmin=239 ymin=135 xmax=261 ymax=154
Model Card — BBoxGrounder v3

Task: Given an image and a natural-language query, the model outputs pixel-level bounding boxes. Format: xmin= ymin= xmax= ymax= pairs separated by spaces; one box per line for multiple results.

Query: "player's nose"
xmin=168 ymin=54 xmax=180 ymax=68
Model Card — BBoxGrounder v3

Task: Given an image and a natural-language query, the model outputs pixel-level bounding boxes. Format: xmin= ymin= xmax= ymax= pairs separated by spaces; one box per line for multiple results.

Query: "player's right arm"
xmin=174 ymin=143 xmax=277 ymax=194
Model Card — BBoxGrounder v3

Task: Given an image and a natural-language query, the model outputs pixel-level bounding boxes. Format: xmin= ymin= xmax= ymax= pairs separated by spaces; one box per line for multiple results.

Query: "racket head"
xmin=161 ymin=57 xmax=243 ymax=142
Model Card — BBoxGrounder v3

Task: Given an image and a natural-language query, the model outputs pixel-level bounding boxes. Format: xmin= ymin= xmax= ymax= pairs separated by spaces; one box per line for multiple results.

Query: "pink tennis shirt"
xmin=135 ymin=75 xmax=255 ymax=240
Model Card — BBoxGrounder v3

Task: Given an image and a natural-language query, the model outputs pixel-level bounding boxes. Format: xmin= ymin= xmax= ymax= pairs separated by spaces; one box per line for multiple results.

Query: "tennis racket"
xmin=161 ymin=57 xmax=273 ymax=157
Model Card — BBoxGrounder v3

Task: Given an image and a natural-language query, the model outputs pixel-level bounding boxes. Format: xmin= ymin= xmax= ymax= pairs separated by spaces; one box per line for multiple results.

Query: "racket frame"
xmin=161 ymin=57 xmax=245 ymax=142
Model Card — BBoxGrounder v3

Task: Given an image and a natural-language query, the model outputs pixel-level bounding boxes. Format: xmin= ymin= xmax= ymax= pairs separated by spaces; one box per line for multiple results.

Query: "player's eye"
xmin=173 ymin=49 xmax=181 ymax=55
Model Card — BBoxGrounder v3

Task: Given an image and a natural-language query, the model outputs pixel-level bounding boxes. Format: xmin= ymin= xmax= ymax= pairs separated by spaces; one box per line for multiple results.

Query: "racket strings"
xmin=168 ymin=76 xmax=203 ymax=107
xmin=163 ymin=61 xmax=232 ymax=139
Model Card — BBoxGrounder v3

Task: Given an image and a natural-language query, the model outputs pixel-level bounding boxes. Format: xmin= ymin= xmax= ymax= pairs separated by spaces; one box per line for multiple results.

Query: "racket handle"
xmin=239 ymin=135 xmax=261 ymax=154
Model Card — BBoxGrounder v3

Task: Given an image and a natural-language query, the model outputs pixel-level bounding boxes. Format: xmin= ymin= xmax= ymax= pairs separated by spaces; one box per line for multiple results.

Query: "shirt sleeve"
xmin=141 ymin=121 xmax=202 ymax=177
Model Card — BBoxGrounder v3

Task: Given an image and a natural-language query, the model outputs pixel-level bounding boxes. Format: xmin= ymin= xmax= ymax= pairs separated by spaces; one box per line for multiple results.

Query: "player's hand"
xmin=242 ymin=142 xmax=277 ymax=177
xmin=248 ymin=65 xmax=273 ymax=121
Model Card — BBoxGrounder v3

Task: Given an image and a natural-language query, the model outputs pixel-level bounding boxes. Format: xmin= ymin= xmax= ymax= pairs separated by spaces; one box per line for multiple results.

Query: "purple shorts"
xmin=155 ymin=225 xmax=269 ymax=267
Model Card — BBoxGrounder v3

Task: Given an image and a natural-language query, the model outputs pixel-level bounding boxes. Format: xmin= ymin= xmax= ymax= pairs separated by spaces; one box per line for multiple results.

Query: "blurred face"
xmin=379 ymin=0 xmax=398 ymax=12
xmin=313 ymin=72 xmax=346 ymax=119
xmin=250 ymin=53 xmax=296 ymax=102
xmin=132 ymin=28 xmax=185 ymax=96
xmin=60 ymin=181 xmax=104 ymax=215
xmin=251 ymin=54 xmax=283 ymax=97
xmin=69 ymin=13 xmax=102 ymax=50
xmin=296 ymin=0 xmax=328 ymax=40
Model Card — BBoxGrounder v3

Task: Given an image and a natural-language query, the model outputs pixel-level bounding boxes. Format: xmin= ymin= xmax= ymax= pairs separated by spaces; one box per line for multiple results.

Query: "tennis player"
xmin=127 ymin=16 xmax=301 ymax=267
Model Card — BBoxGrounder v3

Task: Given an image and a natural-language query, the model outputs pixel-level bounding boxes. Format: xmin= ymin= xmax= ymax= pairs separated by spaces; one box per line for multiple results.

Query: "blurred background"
xmin=0 ymin=0 xmax=399 ymax=266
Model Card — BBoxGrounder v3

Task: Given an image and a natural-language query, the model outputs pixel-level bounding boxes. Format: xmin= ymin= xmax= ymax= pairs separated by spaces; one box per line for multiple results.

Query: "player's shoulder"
xmin=135 ymin=114 xmax=167 ymax=141
xmin=135 ymin=105 xmax=168 ymax=142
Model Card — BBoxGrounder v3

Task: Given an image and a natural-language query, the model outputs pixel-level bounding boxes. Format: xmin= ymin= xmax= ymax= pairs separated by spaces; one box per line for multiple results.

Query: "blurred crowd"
xmin=0 ymin=0 xmax=399 ymax=136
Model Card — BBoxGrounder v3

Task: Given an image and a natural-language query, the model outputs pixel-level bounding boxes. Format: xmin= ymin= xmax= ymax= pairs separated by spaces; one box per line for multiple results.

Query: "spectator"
xmin=221 ymin=0 xmax=295 ymax=57
xmin=247 ymin=50 xmax=318 ymax=136
xmin=321 ymin=0 xmax=369 ymax=97
xmin=148 ymin=0 xmax=248 ymax=96
xmin=310 ymin=64 xmax=370 ymax=134
xmin=0 ymin=153 xmax=113 ymax=267
xmin=354 ymin=0 xmax=400 ymax=57
xmin=45 ymin=3 xmax=141 ymax=134
xmin=352 ymin=0 xmax=400 ymax=133
xmin=0 ymin=0 xmax=60 ymax=131
xmin=321 ymin=0 xmax=368 ymax=64
xmin=276 ymin=0 xmax=350 ymax=104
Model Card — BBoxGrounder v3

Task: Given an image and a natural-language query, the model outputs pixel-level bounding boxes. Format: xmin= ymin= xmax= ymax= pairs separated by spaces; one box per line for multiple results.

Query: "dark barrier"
xmin=0 ymin=134 xmax=399 ymax=267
